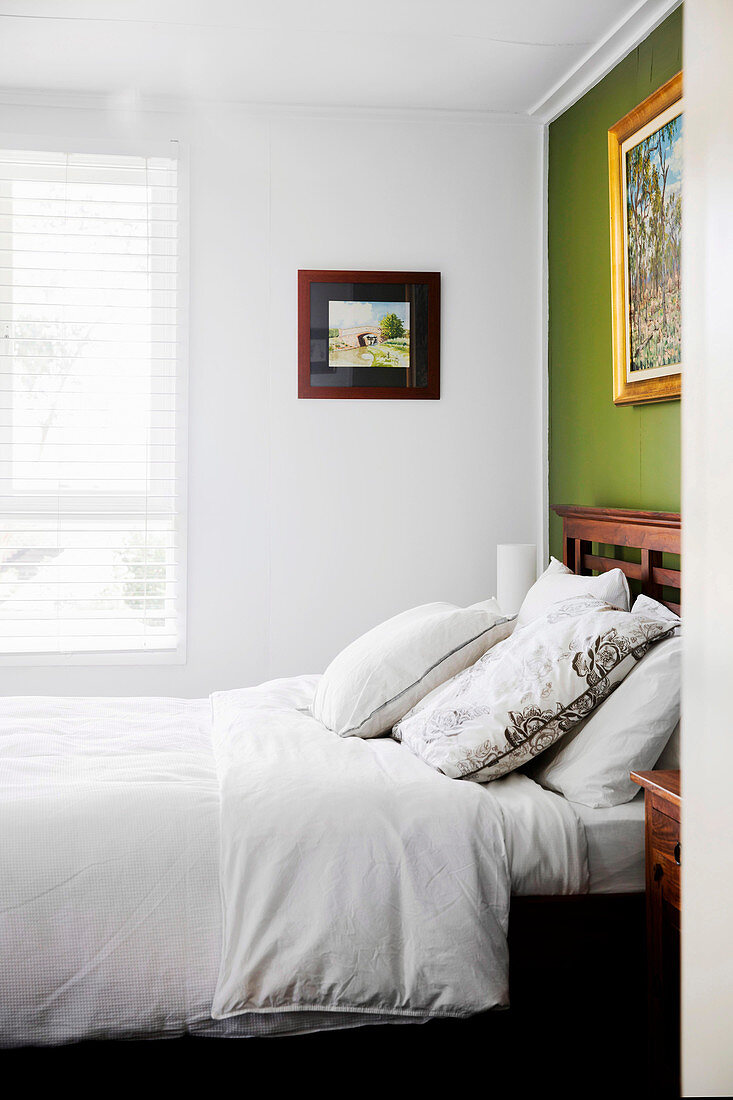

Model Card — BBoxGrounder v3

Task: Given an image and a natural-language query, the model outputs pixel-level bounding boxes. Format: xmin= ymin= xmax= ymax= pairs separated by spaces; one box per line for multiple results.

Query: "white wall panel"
xmin=681 ymin=1 xmax=733 ymax=1094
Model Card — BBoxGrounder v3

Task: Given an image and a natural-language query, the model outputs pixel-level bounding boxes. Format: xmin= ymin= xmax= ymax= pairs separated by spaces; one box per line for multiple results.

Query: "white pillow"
xmin=313 ymin=599 xmax=514 ymax=739
xmin=632 ymin=592 xmax=681 ymax=630
xmin=655 ymin=720 xmax=681 ymax=769
xmin=394 ymin=594 xmax=675 ymax=783
xmin=527 ymin=595 xmax=681 ymax=807
xmin=516 ymin=557 xmax=630 ymax=629
xmin=640 ymin=595 xmax=681 ymax=771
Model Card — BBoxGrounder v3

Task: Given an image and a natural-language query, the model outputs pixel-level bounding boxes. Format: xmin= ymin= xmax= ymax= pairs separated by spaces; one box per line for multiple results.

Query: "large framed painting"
xmin=298 ymin=270 xmax=440 ymax=399
xmin=608 ymin=72 xmax=682 ymax=405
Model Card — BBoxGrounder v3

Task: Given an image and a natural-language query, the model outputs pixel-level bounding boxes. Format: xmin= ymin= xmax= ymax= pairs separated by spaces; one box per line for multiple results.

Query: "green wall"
xmin=548 ymin=8 xmax=683 ymax=559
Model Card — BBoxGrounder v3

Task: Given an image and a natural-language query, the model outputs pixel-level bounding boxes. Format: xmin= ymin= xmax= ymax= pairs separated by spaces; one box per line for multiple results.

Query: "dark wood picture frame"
xmin=298 ymin=269 xmax=440 ymax=400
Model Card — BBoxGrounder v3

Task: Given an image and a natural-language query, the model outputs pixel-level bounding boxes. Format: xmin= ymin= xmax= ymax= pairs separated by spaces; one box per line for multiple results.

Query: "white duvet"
xmin=0 ymin=677 xmax=588 ymax=1046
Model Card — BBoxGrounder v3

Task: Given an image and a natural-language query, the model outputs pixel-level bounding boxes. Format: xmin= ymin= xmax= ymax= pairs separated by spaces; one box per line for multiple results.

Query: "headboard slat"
xmin=584 ymin=554 xmax=643 ymax=581
xmin=652 ymin=565 xmax=681 ymax=589
xmin=552 ymin=505 xmax=681 ymax=613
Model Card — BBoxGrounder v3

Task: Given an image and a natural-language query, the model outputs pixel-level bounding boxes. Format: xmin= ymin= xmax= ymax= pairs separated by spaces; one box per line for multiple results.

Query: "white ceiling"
xmin=0 ymin=1 xmax=680 ymax=119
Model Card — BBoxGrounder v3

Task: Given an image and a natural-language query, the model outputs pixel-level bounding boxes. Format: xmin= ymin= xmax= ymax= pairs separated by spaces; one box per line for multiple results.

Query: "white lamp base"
xmin=497 ymin=543 xmax=537 ymax=617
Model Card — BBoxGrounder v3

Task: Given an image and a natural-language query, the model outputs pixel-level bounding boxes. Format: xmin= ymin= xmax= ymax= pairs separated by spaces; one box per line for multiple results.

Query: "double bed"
xmin=0 ymin=506 xmax=681 ymax=1048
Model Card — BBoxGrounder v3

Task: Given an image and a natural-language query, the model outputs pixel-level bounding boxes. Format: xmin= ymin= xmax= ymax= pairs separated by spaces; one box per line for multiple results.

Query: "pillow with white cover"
xmin=393 ymin=595 xmax=675 ymax=783
xmin=313 ymin=598 xmax=514 ymax=739
xmin=527 ymin=594 xmax=681 ymax=807
xmin=655 ymin=720 xmax=681 ymax=769
xmin=516 ymin=557 xmax=630 ymax=629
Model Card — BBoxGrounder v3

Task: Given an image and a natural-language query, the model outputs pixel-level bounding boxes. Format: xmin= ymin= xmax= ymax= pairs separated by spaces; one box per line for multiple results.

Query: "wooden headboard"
xmin=552 ymin=505 xmax=681 ymax=615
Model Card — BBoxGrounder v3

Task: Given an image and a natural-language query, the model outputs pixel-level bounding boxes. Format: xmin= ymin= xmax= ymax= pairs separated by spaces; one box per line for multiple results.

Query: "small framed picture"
xmin=298 ymin=270 xmax=440 ymax=399
xmin=608 ymin=72 xmax=682 ymax=405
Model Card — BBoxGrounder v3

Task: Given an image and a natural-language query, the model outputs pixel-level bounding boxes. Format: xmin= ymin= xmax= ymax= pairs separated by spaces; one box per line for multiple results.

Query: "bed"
xmin=0 ymin=506 xmax=680 ymax=1048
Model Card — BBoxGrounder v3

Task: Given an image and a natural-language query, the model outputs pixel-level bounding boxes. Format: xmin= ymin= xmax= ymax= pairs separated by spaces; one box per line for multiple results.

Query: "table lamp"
xmin=497 ymin=543 xmax=537 ymax=617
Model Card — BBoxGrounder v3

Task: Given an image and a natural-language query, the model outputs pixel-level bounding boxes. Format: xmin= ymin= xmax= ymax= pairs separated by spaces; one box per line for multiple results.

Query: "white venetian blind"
xmin=0 ymin=148 xmax=182 ymax=658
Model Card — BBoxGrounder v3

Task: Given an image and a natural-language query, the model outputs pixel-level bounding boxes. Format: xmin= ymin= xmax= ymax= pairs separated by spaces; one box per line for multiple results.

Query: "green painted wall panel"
xmin=548 ymin=8 xmax=683 ymax=559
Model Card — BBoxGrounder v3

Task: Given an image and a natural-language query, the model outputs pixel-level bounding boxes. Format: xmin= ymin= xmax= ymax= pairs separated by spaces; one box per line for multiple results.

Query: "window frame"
xmin=0 ymin=134 xmax=188 ymax=667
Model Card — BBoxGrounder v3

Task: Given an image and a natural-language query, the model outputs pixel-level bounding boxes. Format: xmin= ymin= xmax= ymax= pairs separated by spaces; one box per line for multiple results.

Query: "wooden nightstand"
xmin=631 ymin=769 xmax=681 ymax=1097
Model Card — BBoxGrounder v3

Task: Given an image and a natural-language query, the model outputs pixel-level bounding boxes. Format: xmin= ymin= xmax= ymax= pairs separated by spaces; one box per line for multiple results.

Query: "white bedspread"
xmin=0 ymin=677 xmax=589 ymax=1046
xmin=0 ymin=694 xmax=222 ymax=1046
xmin=210 ymin=678 xmax=587 ymax=1022
xmin=489 ymin=772 xmax=590 ymax=897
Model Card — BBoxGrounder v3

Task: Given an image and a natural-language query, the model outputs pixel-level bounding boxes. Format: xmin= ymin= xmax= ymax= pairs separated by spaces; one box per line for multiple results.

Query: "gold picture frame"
xmin=608 ymin=72 xmax=683 ymax=405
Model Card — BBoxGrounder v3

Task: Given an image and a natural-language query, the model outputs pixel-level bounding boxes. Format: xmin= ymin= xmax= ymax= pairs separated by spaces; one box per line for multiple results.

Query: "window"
xmin=0 ymin=147 xmax=184 ymax=661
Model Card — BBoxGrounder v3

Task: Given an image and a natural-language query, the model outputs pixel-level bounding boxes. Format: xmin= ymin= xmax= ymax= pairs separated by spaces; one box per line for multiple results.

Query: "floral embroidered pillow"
xmin=393 ymin=595 xmax=677 ymax=784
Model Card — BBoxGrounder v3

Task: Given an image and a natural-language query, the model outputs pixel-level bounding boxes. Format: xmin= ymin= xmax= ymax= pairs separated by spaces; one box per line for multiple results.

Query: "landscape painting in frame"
xmin=297 ymin=270 xmax=440 ymax=400
xmin=328 ymin=300 xmax=410 ymax=371
xmin=609 ymin=73 xmax=682 ymax=405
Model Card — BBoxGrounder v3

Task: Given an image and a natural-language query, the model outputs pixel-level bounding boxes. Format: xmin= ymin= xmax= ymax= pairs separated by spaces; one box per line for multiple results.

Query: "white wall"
xmin=0 ymin=98 xmax=544 ymax=697
xmin=682 ymin=1 xmax=733 ymax=1094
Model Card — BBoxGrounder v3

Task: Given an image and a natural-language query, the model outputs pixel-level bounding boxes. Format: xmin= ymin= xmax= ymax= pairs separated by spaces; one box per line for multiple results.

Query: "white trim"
xmin=173 ymin=137 xmax=190 ymax=669
xmin=530 ymin=0 xmax=682 ymax=125
xmin=0 ymin=87 xmax=538 ymax=127
xmin=538 ymin=122 xmax=550 ymax=571
xmin=0 ymin=648 xmax=185 ymax=668
xmin=0 ymin=130 xmax=180 ymax=160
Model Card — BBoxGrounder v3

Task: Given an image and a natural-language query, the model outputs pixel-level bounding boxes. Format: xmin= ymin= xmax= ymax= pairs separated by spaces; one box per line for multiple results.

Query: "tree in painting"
xmin=626 ymin=114 xmax=682 ymax=372
xmin=379 ymin=312 xmax=406 ymax=341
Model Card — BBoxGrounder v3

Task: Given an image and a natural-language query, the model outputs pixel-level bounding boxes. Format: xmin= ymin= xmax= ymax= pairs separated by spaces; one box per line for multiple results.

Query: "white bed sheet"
xmin=570 ymin=793 xmax=646 ymax=894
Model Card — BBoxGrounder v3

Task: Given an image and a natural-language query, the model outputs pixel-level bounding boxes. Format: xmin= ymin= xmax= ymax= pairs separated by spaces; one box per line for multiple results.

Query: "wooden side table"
xmin=631 ymin=769 xmax=681 ymax=1097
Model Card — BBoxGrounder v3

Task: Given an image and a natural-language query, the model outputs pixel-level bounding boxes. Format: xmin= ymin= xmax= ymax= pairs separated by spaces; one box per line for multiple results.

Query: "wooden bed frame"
xmin=554 ymin=504 xmax=681 ymax=613
xmin=509 ymin=505 xmax=681 ymax=1005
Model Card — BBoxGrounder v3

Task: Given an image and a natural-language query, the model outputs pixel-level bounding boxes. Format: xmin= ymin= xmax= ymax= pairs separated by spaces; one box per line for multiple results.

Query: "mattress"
xmin=571 ymin=793 xmax=646 ymax=894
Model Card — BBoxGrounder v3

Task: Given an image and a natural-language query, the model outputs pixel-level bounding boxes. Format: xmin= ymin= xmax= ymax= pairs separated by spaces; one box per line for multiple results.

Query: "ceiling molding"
xmin=529 ymin=0 xmax=682 ymax=124
xmin=0 ymin=86 xmax=542 ymax=126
